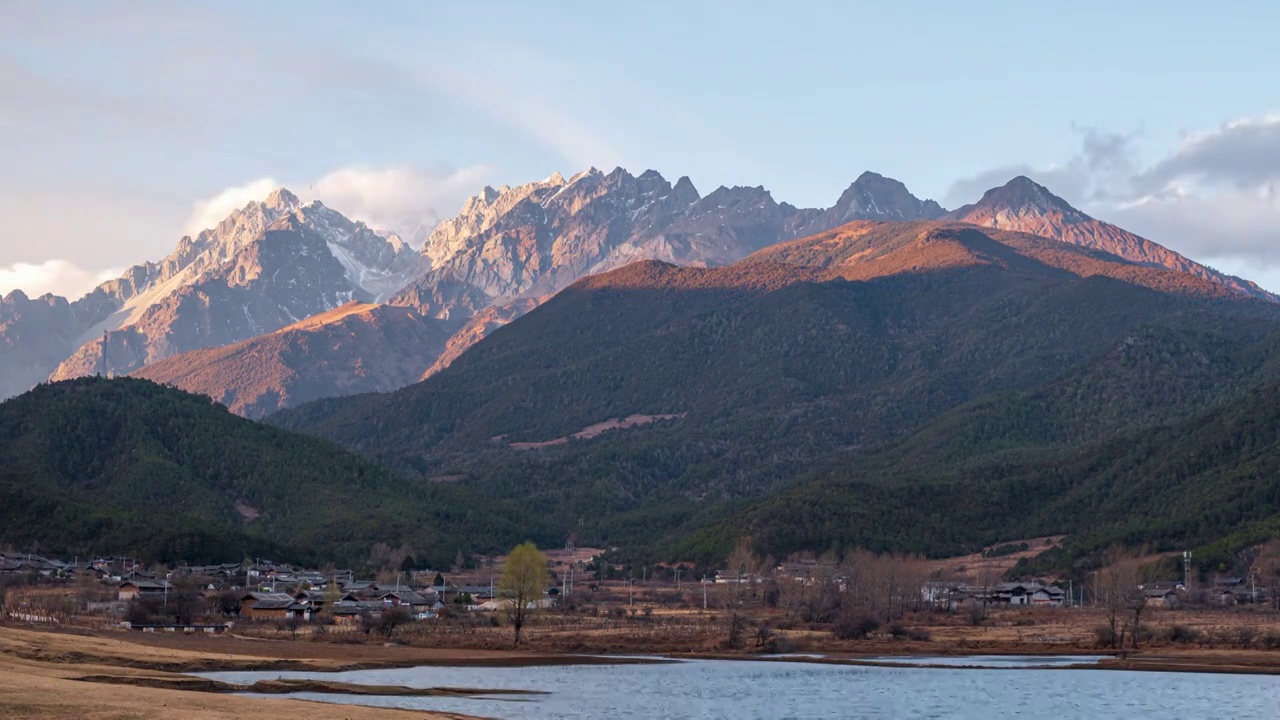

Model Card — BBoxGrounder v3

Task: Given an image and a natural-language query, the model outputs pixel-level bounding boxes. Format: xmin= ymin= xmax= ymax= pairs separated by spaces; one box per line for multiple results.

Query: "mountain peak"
xmin=672 ymin=175 xmax=700 ymax=203
xmin=946 ymin=177 xmax=1276 ymax=302
xmin=972 ymin=176 xmax=1082 ymax=217
xmin=264 ymin=187 xmax=301 ymax=213
xmin=815 ymin=171 xmax=945 ymax=227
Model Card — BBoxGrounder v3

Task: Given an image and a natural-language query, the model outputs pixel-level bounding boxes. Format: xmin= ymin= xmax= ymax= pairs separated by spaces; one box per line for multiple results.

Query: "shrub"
xmin=906 ymin=628 xmax=932 ymax=642
xmin=832 ymin=612 xmax=881 ymax=640
xmin=1206 ymin=629 xmax=1233 ymax=647
xmin=1160 ymin=625 xmax=1202 ymax=645
xmin=763 ymin=634 xmax=797 ymax=654
xmin=1093 ymin=625 xmax=1118 ymax=648
xmin=1231 ymin=627 xmax=1258 ymax=649
xmin=966 ymin=604 xmax=987 ymax=626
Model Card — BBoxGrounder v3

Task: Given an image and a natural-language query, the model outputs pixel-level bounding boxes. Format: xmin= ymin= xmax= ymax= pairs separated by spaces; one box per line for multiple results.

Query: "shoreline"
xmin=5 ymin=621 xmax=1280 ymax=719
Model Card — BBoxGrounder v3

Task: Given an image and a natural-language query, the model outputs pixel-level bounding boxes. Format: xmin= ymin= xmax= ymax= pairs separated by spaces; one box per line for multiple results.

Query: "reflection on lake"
xmin=201 ymin=657 xmax=1280 ymax=719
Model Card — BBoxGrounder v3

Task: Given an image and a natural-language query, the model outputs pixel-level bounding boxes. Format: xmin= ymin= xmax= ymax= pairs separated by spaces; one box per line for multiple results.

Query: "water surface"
xmin=202 ymin=657 xmax=1280 ymax=719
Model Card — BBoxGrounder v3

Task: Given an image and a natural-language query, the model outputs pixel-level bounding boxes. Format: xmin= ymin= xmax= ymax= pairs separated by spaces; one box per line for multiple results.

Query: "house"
xmin=713 ymin=571 xmax=762 ymax=585
xmin=330 ymin=600 xmax=382 ymax=624
xmin=1215 ymin=587 xmax=1266 ymax=605
xmin=990 ymin=583 xmax=1065 ymax=607
xmin=1145 ymin=587 xmax=1181 ymax=609
xmin=285 ymin=602 xmax=313 ymax=620
xmin=341 ymin=581 xmax=378 ymax=597
xmin=239 ymin=592 xmax=297 ymax=620
xmin=1030 ymin=586 xmax=1066 ymax=606
xmin=118 ymin=579 xmax=171 ymax=602
xmin=379 ymin=590 xmax=436 ymax=616
xmin=921 ymin=582 xmax=974 ymax=611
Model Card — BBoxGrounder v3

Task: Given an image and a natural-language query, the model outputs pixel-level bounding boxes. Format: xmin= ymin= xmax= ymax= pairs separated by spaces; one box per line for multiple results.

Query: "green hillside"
xmin=0 ymin=377 xmax=519 ymax=566
xmin=271 ymin=221 xmax=1280 ymax=573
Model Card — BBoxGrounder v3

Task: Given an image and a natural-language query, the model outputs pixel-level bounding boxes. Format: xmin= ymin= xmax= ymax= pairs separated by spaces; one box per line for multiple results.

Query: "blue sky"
xmin=2 ymin=0 xmax=1279 ymax=296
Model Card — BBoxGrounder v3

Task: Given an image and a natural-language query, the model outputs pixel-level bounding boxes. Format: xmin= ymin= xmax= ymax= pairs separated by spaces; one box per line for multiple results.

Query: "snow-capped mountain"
xmin=391 ymin=167 xmax=827 ymax=317
xmin=21 ymin=166 xmax=1268 ymax=418
xmin=6 ymin=190 xmax=420 ymax=385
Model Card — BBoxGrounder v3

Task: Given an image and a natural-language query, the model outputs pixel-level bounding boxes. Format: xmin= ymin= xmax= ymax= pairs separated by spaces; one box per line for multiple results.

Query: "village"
xmin=3 ymin=539 xmax=1278 ymax=655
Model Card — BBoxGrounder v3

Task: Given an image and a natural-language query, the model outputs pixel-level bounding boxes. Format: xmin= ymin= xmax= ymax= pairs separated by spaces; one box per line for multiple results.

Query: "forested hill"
xmin=270 ymin=220 xmax=1280 ymax=572
xmin=0 ymin=377 xmax=519 ymax=566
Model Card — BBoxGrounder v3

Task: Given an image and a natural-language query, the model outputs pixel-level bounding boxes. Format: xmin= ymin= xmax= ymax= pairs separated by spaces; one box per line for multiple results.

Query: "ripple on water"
xmin=200 ymin=657 xmax=1280 ymax=719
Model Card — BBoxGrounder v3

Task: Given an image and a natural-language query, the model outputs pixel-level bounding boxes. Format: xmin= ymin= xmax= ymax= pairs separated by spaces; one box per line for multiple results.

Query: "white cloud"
xmin=1140 ymin=115 xmax=1280 ymax=191
xmin=945 ymin=128 xmax=1137 ymax=209
xmin=1110 ymin=182 xmax=1280 ymax=265
xmin=946 ymin=114 xmax=1280 ymax=292
xmin=307 ymin=164 xmax=494 ymax=243
xmin=1 ymin=163 xmax=498 ymax=300
xmin=183 ymin=177 xmax=279 ymax=237
xmin=0 ymin=260 xmax=122 ymax=299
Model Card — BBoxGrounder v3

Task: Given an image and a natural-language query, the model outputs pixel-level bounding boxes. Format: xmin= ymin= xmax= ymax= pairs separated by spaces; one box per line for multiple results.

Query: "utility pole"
xmin=1183 ymin=550 xmax=1192 ymax=590
xmin=702 ymin=577 xmax=708 ymax=610
xmin=675 ymin=567 xmax=681 ymax=590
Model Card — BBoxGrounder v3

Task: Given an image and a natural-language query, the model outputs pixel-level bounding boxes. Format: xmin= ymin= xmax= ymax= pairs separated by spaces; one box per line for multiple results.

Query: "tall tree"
xmin=499 ymin=542 xmax=548 ymax=646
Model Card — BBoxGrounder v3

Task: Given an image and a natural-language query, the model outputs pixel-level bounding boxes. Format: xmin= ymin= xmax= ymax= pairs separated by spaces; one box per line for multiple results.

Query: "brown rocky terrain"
xmin=133 ymin=302 xmax=454 ymax=418
xmin=112 ymin=168 xmax=949 ymax=414
xmin=7 ymin=169 xmax=1274 ymax=419
xmin=49 ymin=194 xmax=422 ymax=381
xmin=946 ymin=176 xmax=1274 ymax=301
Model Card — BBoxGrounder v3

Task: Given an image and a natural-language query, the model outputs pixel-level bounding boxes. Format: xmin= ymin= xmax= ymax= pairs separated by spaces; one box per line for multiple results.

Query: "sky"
xmin=2 ymin=0 xmax=1280 ymax=297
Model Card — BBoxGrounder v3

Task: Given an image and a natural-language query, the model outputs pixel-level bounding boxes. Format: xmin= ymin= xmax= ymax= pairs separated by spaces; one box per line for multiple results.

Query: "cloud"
xmin=0 ymin=260 xmax=121 ymax=299
xmin=1139 ymin=115 xmax=1280 ymax=191
xmin=183 ymin=178 xmax=280 ymax=237
xmin=307 ymin=165 xmax=494 ymax=243
xmin=945 ymin=115 xmax=1280 ymax=290
xmin=945 ymin=128 xmax=1137 ymax=209
xmin=1111 ymin=184 xmax=1280 ymax=265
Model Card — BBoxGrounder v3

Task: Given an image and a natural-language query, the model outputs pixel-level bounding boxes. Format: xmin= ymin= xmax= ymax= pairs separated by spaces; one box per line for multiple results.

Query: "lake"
xmin=201 ymin=656 xmax=1280 ymax=719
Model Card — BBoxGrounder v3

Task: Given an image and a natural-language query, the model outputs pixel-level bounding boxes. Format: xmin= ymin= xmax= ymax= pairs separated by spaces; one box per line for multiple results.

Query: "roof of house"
xmin=381 ymin=591 xmax=430 ymax=605
xmin=992 ymin=582 xmax=1064 ymax=595
xmin=243 ymin=592 xmax=295 ymax=605
xmin=120 ymin=579 xmax=171 ymax=590
xmin=331 ymin=600 xmax=382 ymax=615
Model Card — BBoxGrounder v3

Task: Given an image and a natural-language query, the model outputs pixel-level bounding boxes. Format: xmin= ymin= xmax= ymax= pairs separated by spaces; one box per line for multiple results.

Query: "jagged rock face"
xmin=947 ymin=176 xmax=1275 ymax=302
xmin=392 ymin=167 xmax=826 ymax=316
xmin=419 ymin=296 xmax=544 ymax=380
xmin=132 ymin=302 xmax=453 ymax=419
xmin=807 ymin=171 xmax=946 ymax=231
xmin=291 ymin=202 xmax=424 ymax=300
xmin=42 ymin=192 xmax=417 ymax=383
xmin=0 ymin=291 xmax=85 ymax=398
xmin=385 ymin=167 xmax=946 ymax=362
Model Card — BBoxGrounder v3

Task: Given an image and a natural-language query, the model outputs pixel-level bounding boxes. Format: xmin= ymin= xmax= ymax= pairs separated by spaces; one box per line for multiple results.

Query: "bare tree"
xmin=1254 ymin=540 xmax=1280 ymax=611
xmin=717 ymin=538 xmax=766 ymax=648
xmin=1096 ymin=552 xmax=1142 ymax=649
